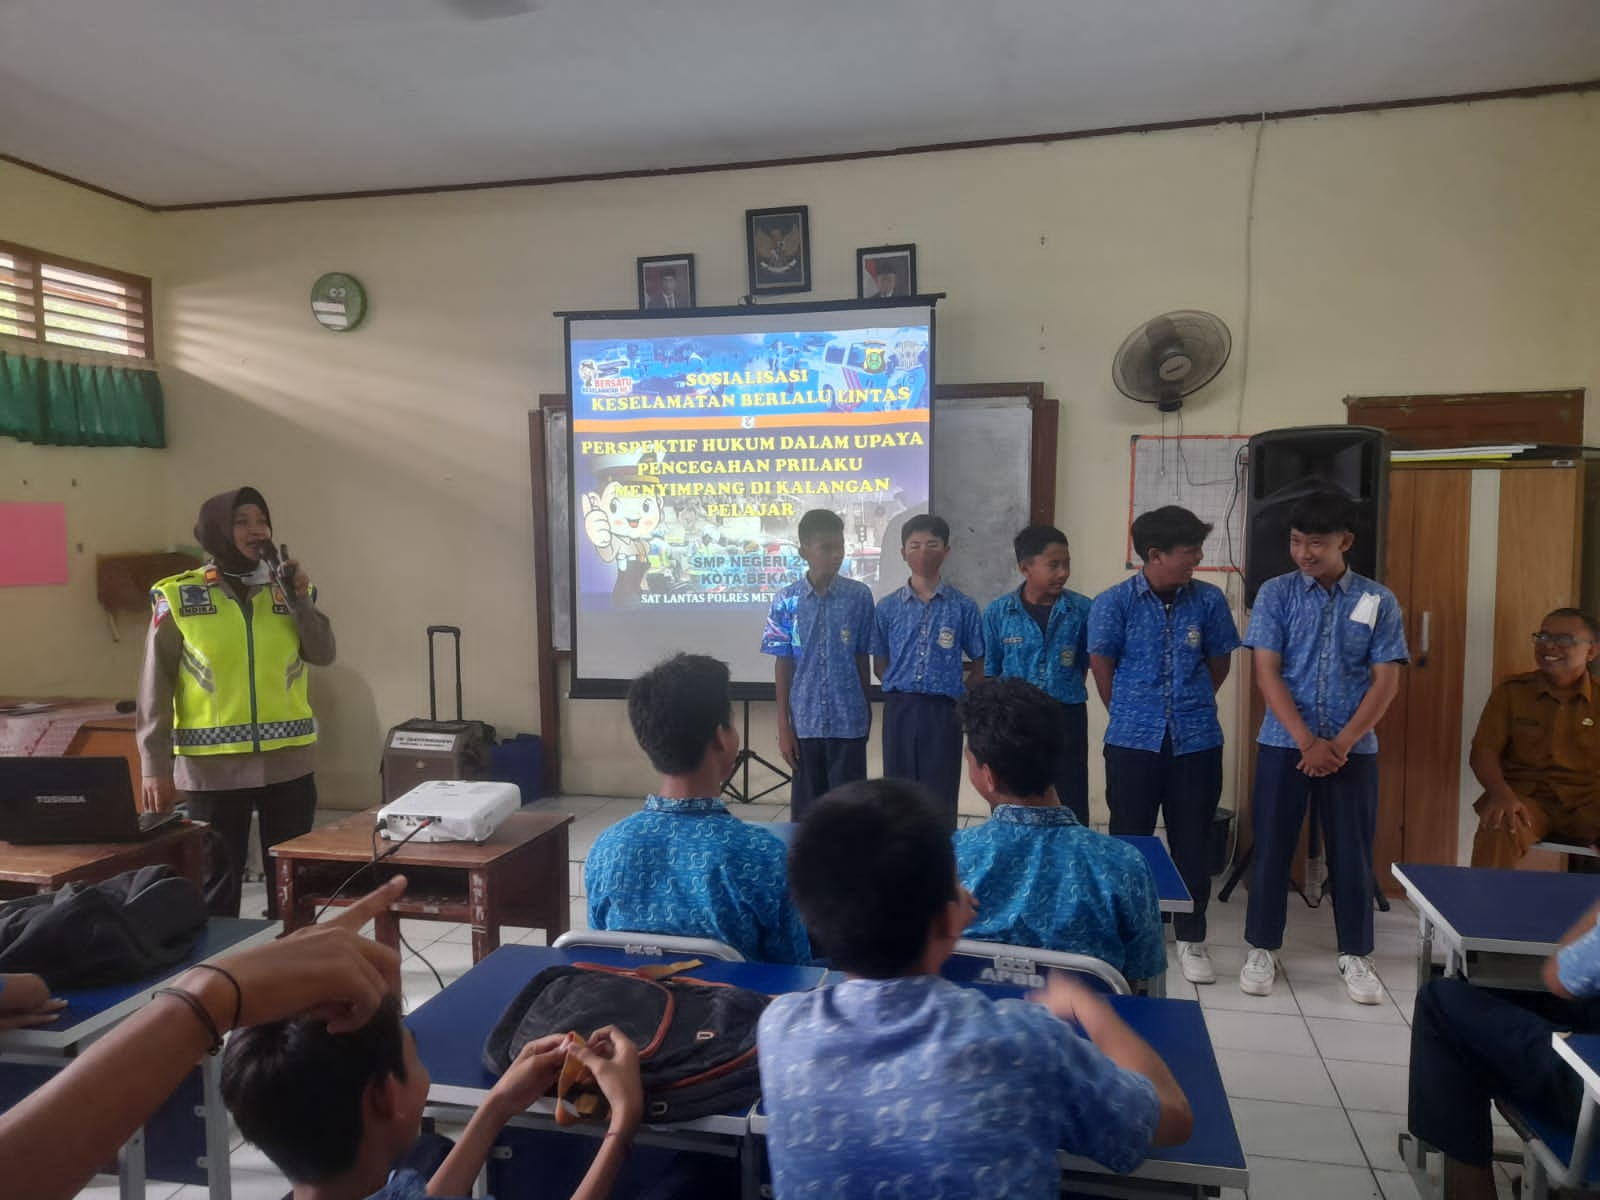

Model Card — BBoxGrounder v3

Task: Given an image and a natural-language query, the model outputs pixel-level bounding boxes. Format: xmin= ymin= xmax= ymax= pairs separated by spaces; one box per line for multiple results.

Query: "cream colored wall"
xmin=0 ymin=163 xmax=164 ymax=699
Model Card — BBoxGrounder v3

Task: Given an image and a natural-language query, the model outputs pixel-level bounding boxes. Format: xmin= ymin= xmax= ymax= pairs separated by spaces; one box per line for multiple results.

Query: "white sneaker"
xmin=1239 ymin=948 xmax=1277 ymax=996
xmin=1177 ymin=941 xmax=1216 ymax=985
xmin=1339 ymin=955 xmax=1384 ymax=1005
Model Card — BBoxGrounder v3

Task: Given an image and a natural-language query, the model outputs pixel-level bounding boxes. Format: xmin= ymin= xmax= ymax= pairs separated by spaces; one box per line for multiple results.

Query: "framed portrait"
xmin=858 ymin=244 xmax=916 ymax=300
xmin=637 ymin=254 xmax=696 ymax=311
xmin=745 ymin=206 xmax=811 ymax=296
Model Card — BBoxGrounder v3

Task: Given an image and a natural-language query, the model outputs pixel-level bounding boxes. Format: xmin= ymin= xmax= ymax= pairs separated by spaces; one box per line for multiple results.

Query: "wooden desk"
xmin=272 ymin=809 xmax=573 ymax=962
xmin=0 ymin=820 xmax=208 ymax=899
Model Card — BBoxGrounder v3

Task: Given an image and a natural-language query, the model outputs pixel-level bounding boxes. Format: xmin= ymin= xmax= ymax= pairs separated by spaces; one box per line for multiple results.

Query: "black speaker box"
xmin=1244 ymin=425 xmax=1390 ymax=607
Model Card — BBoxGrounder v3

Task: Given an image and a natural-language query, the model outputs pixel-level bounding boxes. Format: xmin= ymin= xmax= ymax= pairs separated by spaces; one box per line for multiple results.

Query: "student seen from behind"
xmin=981 ymin=524 xmax=1094 ymax=823
xmin=955 ymin=678 xmax=1166 ymax=987
xmin=1088 ymin=505 xmax=1240 ymax=985
xmin=221 ymin=995 xmax=643 ymax=1200
xmin=761 ymin=507 xmax=875 ymax=819
xmin=871 ymin=513 xmax=985 ymax=828
xmin=585 ymin=653 xmax=811 ymax=963
xmin=759 ymin=779 xmax=1191 ymax=1200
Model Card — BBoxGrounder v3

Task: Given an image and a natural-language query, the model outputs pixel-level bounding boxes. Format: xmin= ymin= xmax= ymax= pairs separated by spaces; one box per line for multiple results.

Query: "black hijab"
xmin=194 ymin=486 xmax=271 ymax=578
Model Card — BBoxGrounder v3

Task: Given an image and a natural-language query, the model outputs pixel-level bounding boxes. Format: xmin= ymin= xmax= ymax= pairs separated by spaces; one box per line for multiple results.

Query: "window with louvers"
xmin=0 ymin=240 xmax=153 ymax=360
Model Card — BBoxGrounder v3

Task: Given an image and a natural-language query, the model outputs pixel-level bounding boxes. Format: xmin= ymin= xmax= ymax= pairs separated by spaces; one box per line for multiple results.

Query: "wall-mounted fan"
xmin=1112 ymin=310 xmax=1232 ymax=413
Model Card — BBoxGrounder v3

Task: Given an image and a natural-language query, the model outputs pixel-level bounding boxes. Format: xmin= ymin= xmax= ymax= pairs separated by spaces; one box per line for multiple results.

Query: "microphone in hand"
xmin=257 ymin=541 xmax=298 ymax=598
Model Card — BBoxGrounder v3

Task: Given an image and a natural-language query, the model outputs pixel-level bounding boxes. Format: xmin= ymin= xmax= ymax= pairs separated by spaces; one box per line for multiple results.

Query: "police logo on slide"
xmin=178 ymin=584 xmax=215 ymax=617
xmin=1186 ymin=626 xmax=1202 ymax=648
xmin=938 ymin=626 xmax=956 ymax=650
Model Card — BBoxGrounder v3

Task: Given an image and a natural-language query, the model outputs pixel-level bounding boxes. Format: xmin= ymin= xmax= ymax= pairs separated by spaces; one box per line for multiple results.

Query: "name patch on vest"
xmin=178 ymin=584 xmax=216 ymax=617
xmin=271 ymin=587 xmax=291 ymax=615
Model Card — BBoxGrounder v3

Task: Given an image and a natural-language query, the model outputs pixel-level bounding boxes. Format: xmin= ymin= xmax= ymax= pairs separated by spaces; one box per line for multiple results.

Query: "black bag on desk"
xmin=482 ymin=963 xmax=771 ymax=1124
xmin=0 ymin=865 xmax=208 ymax=988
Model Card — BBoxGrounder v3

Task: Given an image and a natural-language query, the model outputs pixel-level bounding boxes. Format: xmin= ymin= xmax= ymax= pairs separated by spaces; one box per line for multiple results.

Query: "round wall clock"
xmin=309 ymin=272 xmax=368 ymax=332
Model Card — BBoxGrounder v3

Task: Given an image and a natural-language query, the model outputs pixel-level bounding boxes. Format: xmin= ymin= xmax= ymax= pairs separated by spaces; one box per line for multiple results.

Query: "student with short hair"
xmin=981 ymin=525 xmax=1093 ymax=823
xmin=956 ymin=678 xmax=1165 ymax=985
xmin=585 ymin=653 xmax=811 ymax=964
xmin=1239 ymin=490 xmax=1407 ymax=1005
xmin=759 ymin=779 xmax=1191 ymax=1199
xmin=871 ymin=513 xmax=985 ymax=827
xmin=1088 ymin=505 xmax=1240 ymax=985
xmin=761 ymin=508 xmax=875 ymax=819
xmin=222 ymin=995 xmax=643 ymax=1200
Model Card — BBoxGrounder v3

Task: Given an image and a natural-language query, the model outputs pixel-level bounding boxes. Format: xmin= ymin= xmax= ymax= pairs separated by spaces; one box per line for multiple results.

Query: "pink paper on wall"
xmin=0 ymin=501 xmax=70 ymax=587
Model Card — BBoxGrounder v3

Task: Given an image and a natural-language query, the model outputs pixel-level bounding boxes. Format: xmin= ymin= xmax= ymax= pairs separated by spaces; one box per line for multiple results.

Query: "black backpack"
xmin=482 ymin=963 xmax=771 ymax=1124
xmin=0 ymin=865 xmax=208 ymax=988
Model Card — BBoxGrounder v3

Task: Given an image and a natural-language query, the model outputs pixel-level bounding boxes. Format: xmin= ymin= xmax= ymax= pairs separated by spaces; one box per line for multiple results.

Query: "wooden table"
xmin=272 ymin=808 xmax=573 ymax=962
xmin=0 ymin=820 xmax=209 ymax=899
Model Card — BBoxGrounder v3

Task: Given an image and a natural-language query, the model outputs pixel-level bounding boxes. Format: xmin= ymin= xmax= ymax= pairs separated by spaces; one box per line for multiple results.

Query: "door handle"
xmin=1418 ymin=611 xmax=1431 ymax=668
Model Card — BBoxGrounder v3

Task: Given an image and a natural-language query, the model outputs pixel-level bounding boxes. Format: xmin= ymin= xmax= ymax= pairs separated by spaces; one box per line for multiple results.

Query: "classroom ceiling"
xmin=1 ymin=0 xmax=1598 ymax=208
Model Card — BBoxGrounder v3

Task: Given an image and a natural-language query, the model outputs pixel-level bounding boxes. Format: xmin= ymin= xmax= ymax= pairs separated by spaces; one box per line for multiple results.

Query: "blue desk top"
xmin=766 ymin=822 xmax=1194 ymax=913
xmin=1393 ymin=863 xmax=1600 ymax=952
xmin=0 ymin=916 xmax=278 ymax=1053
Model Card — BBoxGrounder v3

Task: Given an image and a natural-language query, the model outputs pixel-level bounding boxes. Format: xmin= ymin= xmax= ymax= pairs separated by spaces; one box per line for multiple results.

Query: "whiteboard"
xmin=932 ymin=394 xmax=1034 ymax=602
xmin=1126 ymin=435 xmax=1248 ymax=572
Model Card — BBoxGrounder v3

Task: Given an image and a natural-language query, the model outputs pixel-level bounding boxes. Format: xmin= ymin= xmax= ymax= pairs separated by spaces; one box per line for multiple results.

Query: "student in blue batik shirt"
xmin=586 ymin=653 xmax=811 ymax=964
xmin=955 ymin=679 xmax=1165 ymax=986
xmin=871 ymin=514 xmax=985 ymax=828
xmin=981 ymin=525 xmax=1094 ymax=824
xmin=761 ymin=508 xmax=876 ymax=820
xmin=1240 ymin=490 xmax=1407 ymax=1006
xmin=1088 ymin=506 xmax=1240 ymax=987
xmin=760 ymin=779 xmax=1191 ymax=1200
xmin=1409 ymin=900 xmax=1600 ymax=1200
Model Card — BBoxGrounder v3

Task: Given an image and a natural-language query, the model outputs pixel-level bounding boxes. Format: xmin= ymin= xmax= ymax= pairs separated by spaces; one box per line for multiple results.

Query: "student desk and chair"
xmin=406 ymin=943 xmax=1247 ymax=1200
xmin=0 ymin=916 xmax=278 ymax=1200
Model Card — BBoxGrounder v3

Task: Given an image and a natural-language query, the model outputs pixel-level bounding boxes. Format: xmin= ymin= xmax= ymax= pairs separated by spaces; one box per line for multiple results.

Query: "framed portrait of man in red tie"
xmin=637 ymin=254 xmax=697 ymax=311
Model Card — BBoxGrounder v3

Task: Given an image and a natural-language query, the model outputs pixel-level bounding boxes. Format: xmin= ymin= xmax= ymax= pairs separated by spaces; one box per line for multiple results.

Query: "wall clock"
xmin=310 ymin=272 xmax=367 ymax=332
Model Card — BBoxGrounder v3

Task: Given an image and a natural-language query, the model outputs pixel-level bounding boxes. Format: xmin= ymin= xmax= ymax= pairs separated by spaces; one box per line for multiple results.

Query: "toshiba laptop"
xmin=0 ymin=757 xmax=182 ymax=845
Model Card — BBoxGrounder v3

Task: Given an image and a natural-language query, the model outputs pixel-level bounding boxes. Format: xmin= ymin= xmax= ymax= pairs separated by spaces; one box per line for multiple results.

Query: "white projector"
xmin=376 ymin=779 xmax=519 ymax=844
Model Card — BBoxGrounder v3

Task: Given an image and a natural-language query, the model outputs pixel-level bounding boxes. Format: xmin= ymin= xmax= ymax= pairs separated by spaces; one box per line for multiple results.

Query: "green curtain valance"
xmin=0 ymin=346 xmax=165 ymax=449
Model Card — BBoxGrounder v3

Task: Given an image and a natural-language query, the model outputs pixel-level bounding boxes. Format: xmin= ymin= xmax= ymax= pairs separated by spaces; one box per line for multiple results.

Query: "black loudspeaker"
xmin=1244 ymin=425 xmax=1390 ymax=607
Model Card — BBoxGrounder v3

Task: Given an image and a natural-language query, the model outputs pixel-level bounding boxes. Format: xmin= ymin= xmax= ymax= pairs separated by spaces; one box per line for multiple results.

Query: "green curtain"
xmin=0 ymin=348 xmax=165 ymax=448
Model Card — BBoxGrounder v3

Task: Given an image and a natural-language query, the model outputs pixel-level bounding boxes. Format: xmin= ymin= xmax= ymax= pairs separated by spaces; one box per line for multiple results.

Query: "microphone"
xmin=256 ymin=541 xmax=298 ymax=598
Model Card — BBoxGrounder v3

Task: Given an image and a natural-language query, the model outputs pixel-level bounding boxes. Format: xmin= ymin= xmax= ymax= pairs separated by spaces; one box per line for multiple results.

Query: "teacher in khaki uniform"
xmin=137 ymin=486 xmax=334 ymax=918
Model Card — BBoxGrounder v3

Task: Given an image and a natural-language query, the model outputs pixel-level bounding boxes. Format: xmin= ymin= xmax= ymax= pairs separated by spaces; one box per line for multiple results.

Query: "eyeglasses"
xmin=1532 ymin=632 xmax=1595 ymax=649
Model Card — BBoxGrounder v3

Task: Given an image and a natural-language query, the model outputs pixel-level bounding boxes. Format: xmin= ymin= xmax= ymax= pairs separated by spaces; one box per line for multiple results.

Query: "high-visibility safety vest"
xmin=151 ymin=566 xmax=317 ymax=756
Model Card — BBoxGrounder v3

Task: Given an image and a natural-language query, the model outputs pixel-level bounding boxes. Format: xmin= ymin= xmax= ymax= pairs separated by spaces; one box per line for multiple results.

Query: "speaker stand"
xmin=720 ymin=699 xmax=791 ymax=805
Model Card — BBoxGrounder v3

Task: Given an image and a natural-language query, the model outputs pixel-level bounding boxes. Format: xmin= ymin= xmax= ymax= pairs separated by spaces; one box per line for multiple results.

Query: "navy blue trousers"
xmin=790 ymin=736 xmax=867 ymax=821
xmin=882 ymin=692 xmax=963 ymax=830
xmin=1409 ymin=977 xmax=1600 ymax=1167
xmin=1105 ymin=738 xmax=1224 ymax=942
xmin=1245 ymin=746 xmax=1378 ymax=956
xmin=1055 ymin=702 xmax=1090 ymax=827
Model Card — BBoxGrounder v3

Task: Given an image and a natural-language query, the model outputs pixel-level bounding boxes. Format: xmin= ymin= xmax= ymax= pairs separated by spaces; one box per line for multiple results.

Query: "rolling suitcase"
xmin=380 ymin=625 xmax=497 ymax=804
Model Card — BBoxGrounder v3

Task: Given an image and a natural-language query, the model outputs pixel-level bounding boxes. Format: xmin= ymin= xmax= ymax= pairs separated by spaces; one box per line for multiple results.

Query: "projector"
xmin=376 ymin=779 xmax=520 ymax=844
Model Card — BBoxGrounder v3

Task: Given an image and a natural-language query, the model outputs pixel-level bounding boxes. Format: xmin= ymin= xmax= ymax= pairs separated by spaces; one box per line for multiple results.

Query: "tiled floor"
xmin=72 ymin=795 xmax=1523 ymax=1199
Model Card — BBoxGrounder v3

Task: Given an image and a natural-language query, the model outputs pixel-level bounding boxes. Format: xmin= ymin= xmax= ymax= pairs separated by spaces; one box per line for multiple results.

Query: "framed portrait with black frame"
xmin=858 ymin=244 xmax=916 ymax=300
xmin=637 ymin=254 xmax=696 ymax=311
xmin=745 ymin=206 xmax=811 ymax=296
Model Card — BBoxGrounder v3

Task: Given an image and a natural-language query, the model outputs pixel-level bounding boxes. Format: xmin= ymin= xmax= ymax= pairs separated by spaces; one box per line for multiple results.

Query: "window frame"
xmin=0 ymin=238 xmax=156 ymax=361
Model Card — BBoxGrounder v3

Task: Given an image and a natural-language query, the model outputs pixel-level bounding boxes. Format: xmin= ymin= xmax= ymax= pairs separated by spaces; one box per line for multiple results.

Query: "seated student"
xmin=871 ymin=513 xmax=985 ymax=828
xmin=761 ymin=507 xmax=875 ymax=820
xmin=1409 ymin=899 xmax=1600 ymax=1200
xmin=224 ymin=997 xmax=643 ymax=1200
xmin=586 ymin=653 xmax=811 ymax=964
xmin=981 ymin=524 xmax=1094 ymax=824
xmin=760 ymin=779 xmax=1192 ymax=1199
xmin=0 ymin=973 xmax=64 ymax=1030
xmin=955 ymin=678 xmax=1166 ymax=986
xmin=1469 ymin=607 xmax=1600 ymax=868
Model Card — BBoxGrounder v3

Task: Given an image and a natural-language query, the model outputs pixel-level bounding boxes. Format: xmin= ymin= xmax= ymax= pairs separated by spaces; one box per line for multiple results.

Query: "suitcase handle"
xmin=426 ymin=625 xmax=463 ymax=722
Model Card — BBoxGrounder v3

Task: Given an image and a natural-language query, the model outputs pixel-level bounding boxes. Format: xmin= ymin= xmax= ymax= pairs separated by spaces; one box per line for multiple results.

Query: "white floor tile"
xmin=1197 ymin=978 xmax=1302 ymax=1015
xmin=432 ymin=922 xmax=475 ymax=945
xmin=1306 ymin=1017 xmax=1412 ymax=1067
xmin=1293 ymin=982 xmax=1407 ymax=1024
xmin=1374 ymin=1167 xmax=1424 ymax=1199
xmin=1387 ymin=988 xmax=1418 ymax=1025
xmin=1347 ymin=1108 xmax=1411 ymax=1173
xmin=227 ymin=1140 xmax=280 ymax=1175
xmin=1217 ymin=1048 xmax=1340 ymax=1107
xmin=75 ymin=1179 xmax=183 ymax=1200
xmin=1203 ymin=1009 xmax=1319 ymax=1057
xmin=1326 ymin=1059 xmax=1410 ymax=1116
xmin=215 ymin=1169 xmax=294 ymax=1200
xmin=1244 ymin=1156 xmax=1381 ymax=1199
xmin=1228 ymin=1098 xmax=1367 ymax=1166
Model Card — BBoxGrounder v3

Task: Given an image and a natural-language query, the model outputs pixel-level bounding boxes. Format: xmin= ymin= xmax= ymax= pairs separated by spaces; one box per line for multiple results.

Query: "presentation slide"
xmin=567 ymin=303 xmax=935 ymax=692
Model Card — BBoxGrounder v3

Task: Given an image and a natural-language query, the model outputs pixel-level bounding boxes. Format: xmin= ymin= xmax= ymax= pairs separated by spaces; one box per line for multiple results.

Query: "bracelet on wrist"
xmin=188 ymin=963 xmax=244 ymax=1034
xmin=153 ymin=986 xmax=224 ymax=1055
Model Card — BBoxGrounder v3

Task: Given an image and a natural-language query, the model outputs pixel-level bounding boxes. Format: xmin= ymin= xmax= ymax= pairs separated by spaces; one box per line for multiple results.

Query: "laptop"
xmin=0 ymin=757 xmax=183 ymax=845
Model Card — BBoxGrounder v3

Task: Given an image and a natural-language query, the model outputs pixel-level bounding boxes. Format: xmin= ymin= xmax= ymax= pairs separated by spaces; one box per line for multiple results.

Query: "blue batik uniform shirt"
xmin=955 ymin=806 xmax=1167 ymax=981
xmin=982 ymin=587 xmax=1093 ymax=705
xmin=1556 ymin=921 xmax=1600 ymax=997
xmin=1088 ymin=573 xmax=1241 ymax=753
xmin=759 ymin=975 xmax=1160 ymax=1199
xmin=585 ymin=796 xmax=811 ymax=964
xmin=872 ymin=580 xmax=986 ymax=698
xmin=761 ymin=574 xmax=875 ymax=740
xmin=1243 ymin=569 xmax=1408 ymax=754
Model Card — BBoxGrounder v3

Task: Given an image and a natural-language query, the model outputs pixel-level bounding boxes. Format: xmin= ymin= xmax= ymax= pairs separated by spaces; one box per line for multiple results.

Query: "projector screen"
xmin=566 ymin=301 xmax=935 ymax=696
